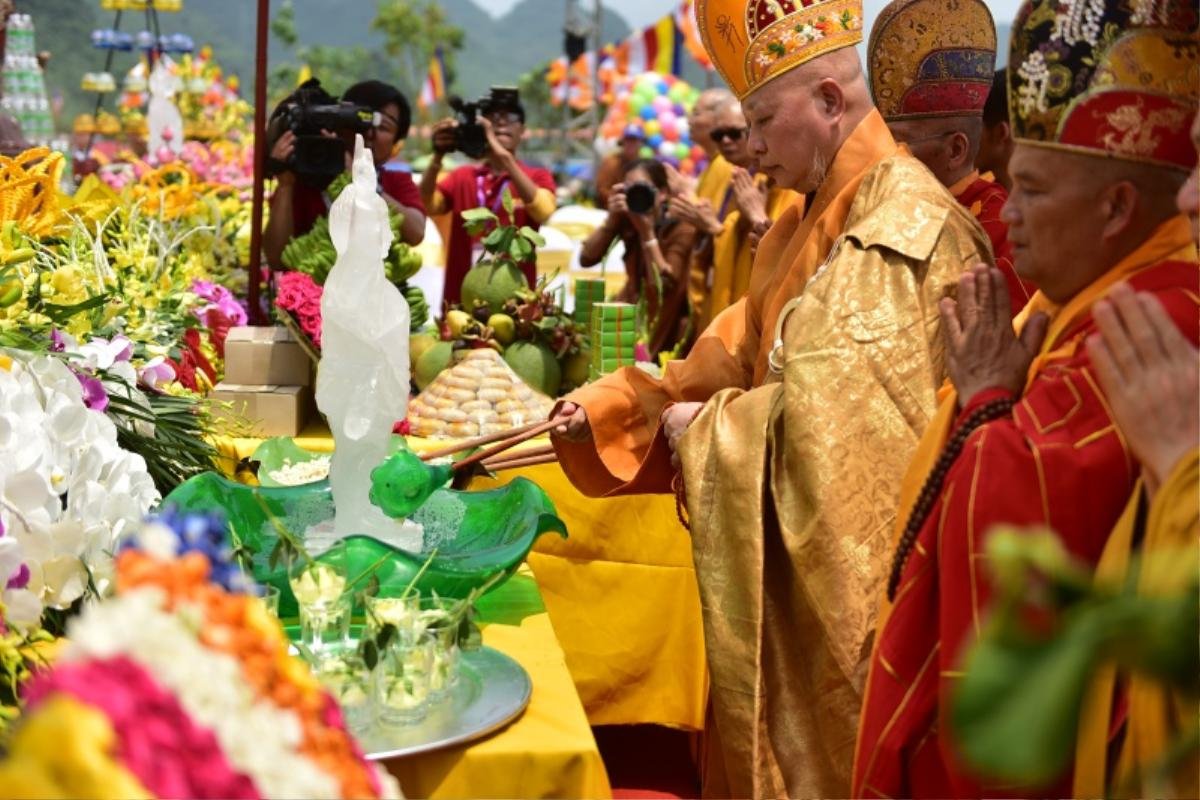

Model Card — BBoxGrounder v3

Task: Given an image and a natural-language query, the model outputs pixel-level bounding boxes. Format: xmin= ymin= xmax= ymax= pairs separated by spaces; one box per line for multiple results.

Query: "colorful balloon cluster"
xmin=597 ymin=73 xmax=708 ymax=176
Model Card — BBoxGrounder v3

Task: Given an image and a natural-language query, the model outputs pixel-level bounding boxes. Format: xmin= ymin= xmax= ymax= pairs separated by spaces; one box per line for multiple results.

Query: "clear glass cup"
xmin=255 ymin=584 xmax=281 ymax=618
xmin=364 ymin=593 xmax=422 ymax=642
xmin=315 ymin=652 xmax=375 ymax=736
xmin=373 ymin=629 xmax=435 ymax=726
xmin=288 ymin=544 xmax=351 ymax=660
xmin=417 ymin=596 xmax=468 ymax=696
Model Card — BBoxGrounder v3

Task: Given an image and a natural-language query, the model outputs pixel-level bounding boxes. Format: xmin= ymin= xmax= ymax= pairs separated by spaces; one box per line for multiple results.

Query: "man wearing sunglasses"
xmin=673 ymin=100 xmax=798 ymax=329
xmin=419 ymin=89 xmax=556 ymax=305
xmin=264 ymin=80 xmax=427 ymax=271
xmin=868 ymin=0 xmax=1033 ymax=317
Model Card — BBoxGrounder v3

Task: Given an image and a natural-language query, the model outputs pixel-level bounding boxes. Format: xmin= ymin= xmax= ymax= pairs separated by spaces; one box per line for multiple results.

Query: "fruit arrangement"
xmin=412 ymin=192 xmax=589 ymax=398
xmin=408 ymin=348 xmax=554 ymax=439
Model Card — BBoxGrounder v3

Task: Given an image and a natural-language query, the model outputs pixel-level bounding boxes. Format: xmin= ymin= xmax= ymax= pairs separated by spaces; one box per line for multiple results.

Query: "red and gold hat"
xmin=1009 ymin=0 xmax=1199 ymax=170
xmin=696 ymin=0 xmax=864 ymax=100
xmin=867 ymin=0 xmax=997 ymax=120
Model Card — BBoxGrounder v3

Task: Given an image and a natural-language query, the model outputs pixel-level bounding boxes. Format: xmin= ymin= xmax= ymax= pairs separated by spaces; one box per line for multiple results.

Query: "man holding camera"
xmin=419 ymin=88 xmax=557 ymax=305
xmin=263 ymin=80 xmax=426 ymax=271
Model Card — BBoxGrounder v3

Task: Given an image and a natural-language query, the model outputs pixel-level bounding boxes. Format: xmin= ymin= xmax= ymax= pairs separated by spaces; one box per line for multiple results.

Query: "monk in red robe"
xmin=853 ymin=1 xmax=1200 ymax=796
xmin=868 ymin=0 xmax=1035 ymax=317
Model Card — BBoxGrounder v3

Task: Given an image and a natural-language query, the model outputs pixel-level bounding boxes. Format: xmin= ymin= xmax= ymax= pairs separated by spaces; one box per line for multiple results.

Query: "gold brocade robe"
xmin=554 ymin=111 xmax=994 ymax=797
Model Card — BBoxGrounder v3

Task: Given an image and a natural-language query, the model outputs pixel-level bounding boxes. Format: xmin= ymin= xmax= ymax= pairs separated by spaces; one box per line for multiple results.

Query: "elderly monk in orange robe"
xmin=550 ymin=0 xmax=994 ymax=795
xmin=673 ymin=99 xmax=800 ymax=330
xmin=868 ymin=0 xmax=1034 ymax=317
xmin=853 ymin=2 xmax=1200 ymax=796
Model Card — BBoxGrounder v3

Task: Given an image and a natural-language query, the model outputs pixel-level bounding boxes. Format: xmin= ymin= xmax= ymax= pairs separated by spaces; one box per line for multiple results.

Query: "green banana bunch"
xmin=281 ymin=216 xmax=337 ymax=284
xmin=400 ymin=282 xmax=429 ymax=331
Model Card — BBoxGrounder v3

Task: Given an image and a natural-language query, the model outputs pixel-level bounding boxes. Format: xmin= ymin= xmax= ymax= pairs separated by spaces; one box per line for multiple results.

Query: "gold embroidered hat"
xmin=696 ymin=0 xmax=865 ymax=100
xmin=867 ymin=0 xmax=997 ymax=120
xmin=1009 ymin=0 xmax=1199 ymax=170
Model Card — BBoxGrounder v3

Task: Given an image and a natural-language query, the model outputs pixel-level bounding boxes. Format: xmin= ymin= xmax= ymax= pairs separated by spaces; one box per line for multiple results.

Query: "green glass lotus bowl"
xmin=161 ymin=471 xmax=567 ymax=617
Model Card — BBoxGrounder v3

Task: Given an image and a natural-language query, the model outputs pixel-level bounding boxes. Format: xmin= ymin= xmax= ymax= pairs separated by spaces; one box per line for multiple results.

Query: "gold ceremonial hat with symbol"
xmin=696 ymin=0 xmax=865 ymax=100
xmin=868 ymin=0 xmax=997 ymax=120
xmin=1009 ymin=0 xmax=1199 ymax=170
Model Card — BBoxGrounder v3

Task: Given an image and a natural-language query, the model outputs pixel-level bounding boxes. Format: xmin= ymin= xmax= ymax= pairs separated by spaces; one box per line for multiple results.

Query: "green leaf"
xmin=482 ymin=227 xmax=507 ymax=249
xmin=501 ymin=186 xmax=515 ymax=217
xmin=509 ymin=236 xmax=533 ymax=262
xmin=461 ymin=208 xmax=498 ymax=224
xmin=518 ymin=226 xmax=544 ymax=247
xmin=361 ymin=639 xmax=379 ymax=671
xmin=39 ymin=293 xmax=111 ymax=325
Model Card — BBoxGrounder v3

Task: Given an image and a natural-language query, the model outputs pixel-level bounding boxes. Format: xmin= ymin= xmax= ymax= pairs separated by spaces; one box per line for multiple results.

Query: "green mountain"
xmin=23 ymin=0 xmax=634 ymax=130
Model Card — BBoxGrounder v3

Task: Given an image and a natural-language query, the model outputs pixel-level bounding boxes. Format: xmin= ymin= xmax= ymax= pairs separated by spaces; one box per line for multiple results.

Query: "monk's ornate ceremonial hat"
xmin=1009 ymin=0 xmax=1199 ymax=170
xmin=867 ymin=0 xmax=997 ymax=120
xmin=696 ymin=0 xmax=864 ymax=100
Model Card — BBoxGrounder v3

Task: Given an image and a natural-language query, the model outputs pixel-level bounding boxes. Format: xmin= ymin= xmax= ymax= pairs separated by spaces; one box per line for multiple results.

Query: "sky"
xmin=485 ymin=0 xmax=1028 ymax=33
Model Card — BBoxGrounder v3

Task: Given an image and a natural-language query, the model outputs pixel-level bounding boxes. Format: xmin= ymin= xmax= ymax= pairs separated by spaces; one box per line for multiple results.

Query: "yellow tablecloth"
xmin=384 ymin=572 xmax=611 ymax=799
xmin=212 ymin=422 xmax=708 ymax=732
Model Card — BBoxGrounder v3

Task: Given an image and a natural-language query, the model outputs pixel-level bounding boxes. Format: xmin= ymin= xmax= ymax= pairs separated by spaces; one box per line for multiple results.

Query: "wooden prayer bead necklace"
xmin=885 ymin=396 xmax=1015 ymax=602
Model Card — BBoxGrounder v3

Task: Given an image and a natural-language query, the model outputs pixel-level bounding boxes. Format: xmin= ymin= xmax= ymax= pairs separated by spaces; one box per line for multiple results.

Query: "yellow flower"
xmin=0 ymin=696 xmax=152 ymax=800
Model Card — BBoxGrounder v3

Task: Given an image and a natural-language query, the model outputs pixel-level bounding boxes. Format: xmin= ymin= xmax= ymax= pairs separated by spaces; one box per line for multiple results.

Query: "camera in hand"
xmin=268 ymin=79 xmax=379 ymax=186
xmin=624 ymin=181 xmax=657 ymax=215
xmin=447 ymin=86 xmax=521 ymax=159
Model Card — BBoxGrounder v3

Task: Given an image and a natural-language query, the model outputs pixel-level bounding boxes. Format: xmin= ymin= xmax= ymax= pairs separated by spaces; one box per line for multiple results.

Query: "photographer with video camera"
xmin=579 ymin=159 xmax=697 ymax=356
xmin=418 ymin=87 xmax=556 ymax=304
xmin=263 ymin=79 xmax=426 ymax=270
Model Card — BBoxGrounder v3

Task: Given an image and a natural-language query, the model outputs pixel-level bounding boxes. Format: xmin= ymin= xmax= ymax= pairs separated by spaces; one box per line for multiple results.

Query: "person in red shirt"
xmin=418 ymin=90 xmax=556 ymax=305
xmin=264 ymin=79 xmax=426 ymax=270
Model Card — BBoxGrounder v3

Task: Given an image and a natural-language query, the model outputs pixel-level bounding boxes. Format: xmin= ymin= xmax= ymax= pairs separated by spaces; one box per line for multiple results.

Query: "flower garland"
xmin=0 ymin=511 xmax=402 ymax=799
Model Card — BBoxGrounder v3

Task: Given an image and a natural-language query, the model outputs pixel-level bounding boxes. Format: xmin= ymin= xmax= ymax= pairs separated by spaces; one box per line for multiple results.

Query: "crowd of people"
xmin=255 ymin=0 xmax=1197 ymax=795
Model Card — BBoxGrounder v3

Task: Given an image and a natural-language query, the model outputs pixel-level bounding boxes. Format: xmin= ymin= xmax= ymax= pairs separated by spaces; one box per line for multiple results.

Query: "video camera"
xmin=447 ymin=86 xmax=522 ymax=160
xmin=267 ymin=79 xmax=379 ymax=185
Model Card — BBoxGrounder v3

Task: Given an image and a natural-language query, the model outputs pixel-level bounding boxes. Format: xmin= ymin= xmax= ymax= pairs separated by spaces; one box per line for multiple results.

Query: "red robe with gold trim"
xmin=953 ymin=172 xmax=1035 ymax=317
xmin=852 ymin=216 xmax=1199 ymax=799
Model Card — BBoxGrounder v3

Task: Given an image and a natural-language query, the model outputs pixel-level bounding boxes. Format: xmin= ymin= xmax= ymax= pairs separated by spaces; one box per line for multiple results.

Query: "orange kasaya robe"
xmin=852 ymin=214 xmax=1200 ymax=800
xmin=555 ymin=110 xmax=994 ymax=797
xmin=949 ymin=169 xmax=1035 ymax=317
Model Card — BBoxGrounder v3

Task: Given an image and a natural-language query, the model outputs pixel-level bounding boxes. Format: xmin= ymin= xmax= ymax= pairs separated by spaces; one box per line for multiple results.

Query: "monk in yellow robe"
xmin=683 ymin=89 xmax=736 ymax=330
xmin=549 ymin=0 xmax=993 ymax=794
xmin=675 ymin=100 xmax=801 ymax=329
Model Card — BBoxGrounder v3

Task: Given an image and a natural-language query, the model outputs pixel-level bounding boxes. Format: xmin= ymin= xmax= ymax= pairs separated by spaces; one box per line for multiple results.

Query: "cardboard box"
xmin=223 ymin=326 xmax=313 ymax=386
xmin=210 ymin=382 xmax=313 ymax=437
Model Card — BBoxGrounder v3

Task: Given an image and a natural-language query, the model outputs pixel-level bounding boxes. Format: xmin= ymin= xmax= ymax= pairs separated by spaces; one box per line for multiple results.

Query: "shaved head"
xmin=741 ymin=48 xmax=872 ymax=192
xmin=691 ymin=88 xmax=736 ymax=160
xmin=1004 ymin=144 xmax=1188 ymax=302
xmin=887 ymin=115 xmax=985 ymax=188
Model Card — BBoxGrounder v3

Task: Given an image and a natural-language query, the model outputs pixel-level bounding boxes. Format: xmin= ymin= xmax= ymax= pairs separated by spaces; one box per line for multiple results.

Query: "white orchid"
xmin=0 ymin=355 xmax=159 ymax=622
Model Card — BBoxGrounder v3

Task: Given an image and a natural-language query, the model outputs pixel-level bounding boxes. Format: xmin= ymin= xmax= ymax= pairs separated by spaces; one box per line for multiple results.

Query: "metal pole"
xmin=247 ymin=0 xmax=269 ymax=325
xmin=591 ymin=0 xmax=602 ymax=178
xmin=562 ymin=0 xmax=577 ymax=166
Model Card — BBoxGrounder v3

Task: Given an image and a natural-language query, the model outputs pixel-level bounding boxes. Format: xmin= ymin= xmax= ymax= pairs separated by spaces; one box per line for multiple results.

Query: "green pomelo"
xmin=414 ymin=340 xmax=453 ymax=389
xmin=504 ymin=340 xmax=562 ymax=398
xmin=460 ymin=261 xmax=529 ymax=316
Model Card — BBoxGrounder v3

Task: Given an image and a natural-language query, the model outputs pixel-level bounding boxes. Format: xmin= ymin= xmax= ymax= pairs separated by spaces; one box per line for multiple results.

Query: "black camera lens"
xmin=625 ymin=182 xmax=657 ymax=214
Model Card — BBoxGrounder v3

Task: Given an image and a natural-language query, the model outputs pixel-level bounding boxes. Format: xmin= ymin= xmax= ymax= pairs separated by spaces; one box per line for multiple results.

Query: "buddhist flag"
xmin=619 ymin=15 xmax=682 ymax=76
xmin=418 ymin=48 xmax=447 ymax=110
xmin=675 ymin=0 xmax=712 ymax=70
